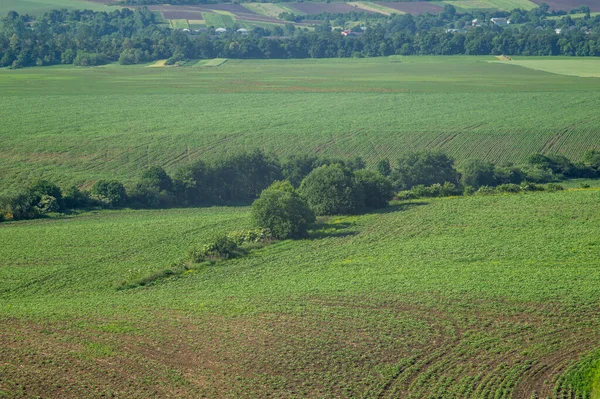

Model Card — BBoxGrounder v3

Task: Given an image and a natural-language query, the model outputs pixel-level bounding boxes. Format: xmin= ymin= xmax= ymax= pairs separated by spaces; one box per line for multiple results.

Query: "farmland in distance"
xmin=1 ymin=56 xmax=599 ymax=192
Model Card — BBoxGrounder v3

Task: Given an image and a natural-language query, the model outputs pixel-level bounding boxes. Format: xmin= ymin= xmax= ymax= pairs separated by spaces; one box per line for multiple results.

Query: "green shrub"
xmin=299 ymin=164 xmax=364 ymax=216
xmin=353 ymin=169 xmax=394 ymax=209
xmin=463 ymin=186 xmax=476 ymax=196
xmin=461 ymin=159 xmax=497 ymax=188
xmin=0 ymin=191 xmax=37 ymax=220
xmin=91 ymin=180 xmax=127 ymax=207
xmin=520 ymin=181 xmax=544 ymax=192
xmin=37 ymin=195 xmax=60 ymax=213
xmin=475 ymin=186 xmax=496 ymax=195
xmin=581 ymin=183 xmax=591 ymax=189
xmin=546 ymin=183 xmax=565 ymax=192
xmin=188 ymin=234 xmax=239 ymax=263
xmin=252 ymin=181 xmax=315 ymax=239
xmin=495 ymin=184 xmax=521 ymax=193
xmin=409 ymin=182 xmax=461 ymax=198
xmin=63 ymin=185 xmax=91 ymax=209
xmin=396 ymin=190 xmax=418 ymax=201
xmin=393 ymin=151 xmax=459 ymax=190
xmin=228 ymin=228 xmax=272 ymax=246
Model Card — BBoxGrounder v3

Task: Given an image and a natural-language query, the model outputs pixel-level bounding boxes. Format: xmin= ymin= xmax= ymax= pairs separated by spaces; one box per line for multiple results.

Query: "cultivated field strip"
xmin=1 ymin=55 xmax=600 ymax=192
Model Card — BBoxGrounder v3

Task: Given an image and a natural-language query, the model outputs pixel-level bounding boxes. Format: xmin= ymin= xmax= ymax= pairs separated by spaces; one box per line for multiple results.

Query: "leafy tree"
xmin=353 ymin=169 xmax=393 ymax=209
xmin=376 ymin=158 xmax=391 ymax=176
xmin=251 ymin=181 xmax=315 ymax=239
xmin=90 ymin=180 xmax=127 ymax=207
xmin=461 ymin=160 xmax=497 ymax=188
xmin=299 ymin=164 xmax=364 ymax=215
xmin=393 ymin=151 xmax=459 ymax=190
xmin=282 ymin=154 xmax=319 ymax=187
xmin=0 ymin=191 xmax=36 ymax=220
xmin=62 ymin=185 xmax=90 ymax=209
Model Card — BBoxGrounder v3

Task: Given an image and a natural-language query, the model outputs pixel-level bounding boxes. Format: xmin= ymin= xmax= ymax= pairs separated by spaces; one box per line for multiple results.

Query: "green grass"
xmin=441 ymin=0 xmax=537 ymax=11
xmin=0 ymin=0 xmax=107 ymax=16
xmin=244 ymin=2 xmax=305 ymax=18
xmin=502 ymin=58 xmax=600 ymax=77
xmin=169 ymin=19 xmax=190 ymax=29
xmin=547 ymin=12 xmax=600 ymax=20
xmin=203 ymin=12 xmax=235 ymax=28
xmin=193 ymin=58 xmax=229 ymax=67
xmin=1 ymin=56 xmax=600 ymax=193
xmin=1 ymin=189 xmax=600 ymax=396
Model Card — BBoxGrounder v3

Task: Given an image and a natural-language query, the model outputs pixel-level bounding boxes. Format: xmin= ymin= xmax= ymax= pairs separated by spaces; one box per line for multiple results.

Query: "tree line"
xmin=1 ymin=5 xmax=600 ymax=69
xmin=2 ymin=149 xmax=600 ymax=224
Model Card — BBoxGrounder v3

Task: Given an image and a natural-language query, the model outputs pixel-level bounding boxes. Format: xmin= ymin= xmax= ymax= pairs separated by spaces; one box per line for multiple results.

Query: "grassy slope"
xmin=1 ymin=56 xmax=600 ymax=192
xmin=1 ymin=189 xmax=600 ymax=397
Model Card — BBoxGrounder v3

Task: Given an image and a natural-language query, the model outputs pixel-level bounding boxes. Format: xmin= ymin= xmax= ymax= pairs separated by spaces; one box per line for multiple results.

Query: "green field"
xmin=442 ymin=0 xmax=537 ymax=11
xmin=444 ymin=0 xmax=538 ymax=10
xmin=2 ymin=188 xmax=600 ymax=397
xmin=1 ymin=56 xmax=599 ymax=193
xmin=0 ymin=0 xmax=107 ymax=16
xmin=203 ymin=12 xmax=236 ymax=28
xmin=244 ymin=2 xmax=306 ymax=17
xmin=503 ymin=58 xmax=600 ymax=78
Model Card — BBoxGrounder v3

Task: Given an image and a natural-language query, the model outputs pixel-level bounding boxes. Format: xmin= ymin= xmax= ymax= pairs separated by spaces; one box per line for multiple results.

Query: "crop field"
xmin=378 ymin=1 xmax=444 ymax=14
xmin=0 ymin=0 xmax=107 ymax=16
xmin=530 ymin=0 xmax=600 ymax=12
xmin=500 ymin=58 xmax=600 ymax=78
xmin=442 ymin=0 xmax=538 ymax=11
xmin=146 ymin=4 xmax=298 ymax=28
xmin=1 ymin=56 xmax=600 ymax=192
xmin=244 ymin=2 xmax=306 ymax=18
xmin=288 ymin=2 xmax=374 ymax=15
xmin=2 ymin=189 xmax=600 ymax=397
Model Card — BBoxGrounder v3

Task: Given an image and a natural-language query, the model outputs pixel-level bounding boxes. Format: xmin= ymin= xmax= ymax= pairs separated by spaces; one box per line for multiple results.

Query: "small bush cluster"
xmin=187 ymin=228 xmax=272 ymax=263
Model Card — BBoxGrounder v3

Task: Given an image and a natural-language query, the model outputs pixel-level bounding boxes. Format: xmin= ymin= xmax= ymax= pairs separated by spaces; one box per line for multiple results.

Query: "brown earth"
xmin=1 ymin=296 xmax=598 ymax=398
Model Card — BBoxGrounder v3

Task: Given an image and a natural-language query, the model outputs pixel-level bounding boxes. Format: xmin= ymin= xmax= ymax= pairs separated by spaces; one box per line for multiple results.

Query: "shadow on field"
xmin=308 ymin=221 xmax=358 ymax=240
xmin=372 ymin=201 xmax=429 ymax=215
xmin=308 ymin=201 xmax=428 ymax=239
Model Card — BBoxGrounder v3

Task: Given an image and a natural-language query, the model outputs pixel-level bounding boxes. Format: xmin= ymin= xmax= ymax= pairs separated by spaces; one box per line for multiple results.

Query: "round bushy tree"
xmin=353 ymin=169 xmax=394 ymax=209
xmin=461 ymin=160 xmax=497 ymax=188
xmin=251 ymin=181 xmax=315 ymax=239
xmin=298 ymin=164 xmax=364 ymax=216
xmin=91 ymin=180 xmax=127 ymax=207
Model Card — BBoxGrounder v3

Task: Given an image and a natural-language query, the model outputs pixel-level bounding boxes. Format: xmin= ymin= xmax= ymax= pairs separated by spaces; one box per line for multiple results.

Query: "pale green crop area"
xmin=0 ymin=0 xmax=107 ymax=16
xmin=504 ymin=58 xmax=600 ymax=78
xmin=2 ymin=189 xmax=600 ymax=397
xmin=1 ymin=56 xmax=599 ymax=193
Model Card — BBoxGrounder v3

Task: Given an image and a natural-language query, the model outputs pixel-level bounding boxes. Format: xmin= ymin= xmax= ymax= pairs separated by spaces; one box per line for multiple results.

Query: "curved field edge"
xmin=1 ymin=57 xmax=600 ymax=193
xmin=1 ymin=189 xmax=600 ymax=397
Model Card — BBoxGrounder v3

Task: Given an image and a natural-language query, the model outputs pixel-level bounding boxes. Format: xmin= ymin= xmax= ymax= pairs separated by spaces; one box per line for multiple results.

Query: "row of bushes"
xmin=397 ymin=181 xmax=567 ymax=200
xmin=2 ymin=149 xmax=598 ymax=223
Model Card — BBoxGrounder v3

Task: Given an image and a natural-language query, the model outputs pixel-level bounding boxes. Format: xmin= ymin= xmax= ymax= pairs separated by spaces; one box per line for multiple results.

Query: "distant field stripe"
xmin=496 ymin=59 xmax=600 ymax=77
xmin=169 ymin=19 xmax=189 ymax=29
xmin=441 ymin=0 xmax=496 ymax=10
xmin=193 ymin=58 xmax=228 ymax=67
xmin=353 ymin=2 xmax=401 ymax=15
xmin=244 ymin=2 xmax=304 ymax=17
